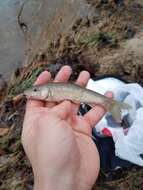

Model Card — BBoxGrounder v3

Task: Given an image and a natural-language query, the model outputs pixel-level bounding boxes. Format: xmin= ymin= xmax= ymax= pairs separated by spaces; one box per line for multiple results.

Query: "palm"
xmin=34 ymin=104 xmax=100 ymax=188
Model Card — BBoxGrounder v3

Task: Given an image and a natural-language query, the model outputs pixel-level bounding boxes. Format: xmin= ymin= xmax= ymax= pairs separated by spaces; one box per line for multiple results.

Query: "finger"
xmin=46 ymin=65 xmax=72 ymax=108
xmin=71 ymin=71 xmax=90 ymax=114
xmin=75 ymin=71 xmax=90 ymax=87
xmin=26 ymin=71 xmax=51 ymax=109
xmin=34 ymin=70 xmax=51 ymax=85
xmin=84 ymin=91 xmax=113 ymax=127
xmin=54 ymin=65 xmax=72 ymax=82
xmin=51 ymin=101 xmax=72 ymax=120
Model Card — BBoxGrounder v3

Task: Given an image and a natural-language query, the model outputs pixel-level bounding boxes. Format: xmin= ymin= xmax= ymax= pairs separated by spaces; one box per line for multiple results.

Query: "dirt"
xmin=1 ymin=0 xmax=143 ymax=189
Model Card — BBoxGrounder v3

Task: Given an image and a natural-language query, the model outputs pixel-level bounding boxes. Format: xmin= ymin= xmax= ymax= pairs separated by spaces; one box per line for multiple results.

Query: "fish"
xmin=23 ymin=82 xmax=132 ymax=123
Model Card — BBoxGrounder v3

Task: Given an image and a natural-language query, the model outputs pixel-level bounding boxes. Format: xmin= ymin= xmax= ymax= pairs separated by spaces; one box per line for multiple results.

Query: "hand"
xmin=22 ymin=66 xmax=112 ymax=190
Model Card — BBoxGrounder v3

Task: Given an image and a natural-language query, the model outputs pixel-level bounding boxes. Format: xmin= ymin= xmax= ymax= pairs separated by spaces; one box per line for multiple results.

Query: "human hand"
xmin=22 ymin=66 xmax=112 ymax=190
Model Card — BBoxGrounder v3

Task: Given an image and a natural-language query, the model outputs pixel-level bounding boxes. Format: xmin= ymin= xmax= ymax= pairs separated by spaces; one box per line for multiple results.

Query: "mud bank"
xmin=0 ymin=0 xmax=143 ymax=189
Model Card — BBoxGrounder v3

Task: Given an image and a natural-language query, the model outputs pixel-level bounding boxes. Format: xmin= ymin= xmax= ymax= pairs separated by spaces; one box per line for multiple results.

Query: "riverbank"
xmin=0 ymin=0 xmax=143 ymax=189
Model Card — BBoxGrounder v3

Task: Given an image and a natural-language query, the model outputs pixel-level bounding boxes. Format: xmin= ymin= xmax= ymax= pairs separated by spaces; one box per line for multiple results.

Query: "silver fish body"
xmin=24 ymin=82 xmax=132 ymax=123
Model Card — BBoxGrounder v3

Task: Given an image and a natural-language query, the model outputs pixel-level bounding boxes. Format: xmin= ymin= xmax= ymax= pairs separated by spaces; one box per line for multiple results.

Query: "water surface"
xmin=0 ymin=0 xmax=25 ymax=78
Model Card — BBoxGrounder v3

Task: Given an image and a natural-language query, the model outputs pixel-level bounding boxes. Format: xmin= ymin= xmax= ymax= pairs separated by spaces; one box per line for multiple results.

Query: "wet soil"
xmin=1 ymin=0 xmax=143 ymax=189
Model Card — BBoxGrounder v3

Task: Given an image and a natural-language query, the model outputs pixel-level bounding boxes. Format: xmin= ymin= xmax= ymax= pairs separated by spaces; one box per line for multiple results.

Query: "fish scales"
xmin=40 ymin=83 xmax=109 ymax=105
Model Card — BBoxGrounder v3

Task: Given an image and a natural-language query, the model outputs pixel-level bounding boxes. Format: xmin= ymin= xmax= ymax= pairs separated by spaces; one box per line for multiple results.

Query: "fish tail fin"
xmin=107 ymin=101 xmax=132 ymax=123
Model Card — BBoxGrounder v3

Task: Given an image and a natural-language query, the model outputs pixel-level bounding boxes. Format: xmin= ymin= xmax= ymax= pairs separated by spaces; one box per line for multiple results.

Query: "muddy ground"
xmin=0 ymin=0 xmax=143 ymax=189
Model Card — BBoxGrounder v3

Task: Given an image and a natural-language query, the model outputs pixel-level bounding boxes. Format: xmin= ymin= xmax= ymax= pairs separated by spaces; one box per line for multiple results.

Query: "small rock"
xmin=125 ymin=26 xmax=135 ymax=39
xmin=125 ymin=34 xmax=143 ymax=57
xmin=114 ymin=0 xmax=124 ymax=6
xmin=1 ymin=101 xmax=14 ymax=113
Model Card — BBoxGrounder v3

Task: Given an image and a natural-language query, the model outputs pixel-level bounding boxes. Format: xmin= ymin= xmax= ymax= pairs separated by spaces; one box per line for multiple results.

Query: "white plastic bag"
xmin=87 ymin=78 xmax=143 ymax=166
xmin=113 ymin=108 xmax=143 ymax=166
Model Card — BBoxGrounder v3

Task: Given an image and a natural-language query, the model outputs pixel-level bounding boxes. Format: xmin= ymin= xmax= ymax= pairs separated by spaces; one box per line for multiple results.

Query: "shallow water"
xmin=0 ymin=0 xmax=25 ymax=79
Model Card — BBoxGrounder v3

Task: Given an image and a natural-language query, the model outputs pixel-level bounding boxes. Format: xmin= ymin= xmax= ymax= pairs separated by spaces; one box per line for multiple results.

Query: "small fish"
xmin=24 ymin=82 xmax=132 ymax=123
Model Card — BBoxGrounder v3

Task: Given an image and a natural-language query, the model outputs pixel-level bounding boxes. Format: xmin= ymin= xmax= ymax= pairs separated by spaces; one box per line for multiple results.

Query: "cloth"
xmin=93 ymin=136 xmax=133 ymax=181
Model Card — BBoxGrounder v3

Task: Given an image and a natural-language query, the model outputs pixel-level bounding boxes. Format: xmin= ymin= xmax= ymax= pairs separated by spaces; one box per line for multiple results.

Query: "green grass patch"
xmin=8 ymin=67 xmax=43 ymax=97
xmin=78 ymin=32 xmax=117 ymax=47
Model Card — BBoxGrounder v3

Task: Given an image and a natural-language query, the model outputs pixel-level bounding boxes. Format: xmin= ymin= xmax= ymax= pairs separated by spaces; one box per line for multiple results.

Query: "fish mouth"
xmin=26 ymin=96 xmax=33 ymax=99
xmin=23 ymin=92 xmax=34 ymax=99
xmin=22 ymin=94 xmax=34 ymax=100
xmin=23 ymin=91 xmax=40 ymax=100
xmin=23 ymin=91 xmax=32 ymax=99
xmin=24 ymin=95 xmax=37 ymax=100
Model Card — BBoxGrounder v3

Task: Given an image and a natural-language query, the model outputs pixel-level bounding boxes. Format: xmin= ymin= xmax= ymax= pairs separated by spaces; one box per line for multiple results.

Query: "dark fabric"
xmin=92 ymin=135 xmax=133 ymax=171
xmin=93 ymin=131 xmax=133 ymax=181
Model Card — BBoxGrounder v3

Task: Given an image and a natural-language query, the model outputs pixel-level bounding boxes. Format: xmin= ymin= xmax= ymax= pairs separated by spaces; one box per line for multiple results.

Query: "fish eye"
xmin=33 ymin=88 xmax=38 ymax=92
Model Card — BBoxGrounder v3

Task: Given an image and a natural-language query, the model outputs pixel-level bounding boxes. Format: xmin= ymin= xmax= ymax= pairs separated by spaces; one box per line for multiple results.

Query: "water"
xmin=0 ymin=0 xmax=25 ymax=78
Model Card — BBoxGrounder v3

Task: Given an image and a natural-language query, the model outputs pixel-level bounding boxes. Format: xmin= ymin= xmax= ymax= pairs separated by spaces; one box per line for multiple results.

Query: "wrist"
xmin=34 ymin=181 xmax=78 ymax=190
xmin=34 ymin=175 xmax=78 ymax=190
xmin=34 ymin=179 xmax=93 ymax=190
